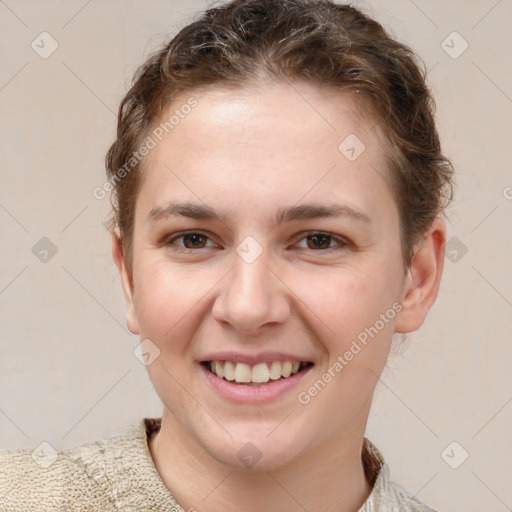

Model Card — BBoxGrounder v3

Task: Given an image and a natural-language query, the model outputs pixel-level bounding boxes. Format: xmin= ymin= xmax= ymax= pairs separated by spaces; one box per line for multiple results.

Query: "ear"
xmin=394 ymin=216 xmax=446 ymax=333
xmin=112 ymin=232 xmax=139 ymax=335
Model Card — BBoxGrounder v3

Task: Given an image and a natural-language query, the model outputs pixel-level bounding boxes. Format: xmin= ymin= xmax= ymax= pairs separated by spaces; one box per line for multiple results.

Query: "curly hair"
xmin=105 ymin=0 xmax=454 ymax=274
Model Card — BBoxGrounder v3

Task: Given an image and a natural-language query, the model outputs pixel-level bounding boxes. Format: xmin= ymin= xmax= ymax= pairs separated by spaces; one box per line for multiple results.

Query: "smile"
xmin=202 ymin=360 xmax=313 ymax=385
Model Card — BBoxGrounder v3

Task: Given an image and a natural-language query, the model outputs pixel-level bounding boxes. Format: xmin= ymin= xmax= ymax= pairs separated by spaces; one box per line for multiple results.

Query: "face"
xmin=115 ymin=81 xmax=432 ymax=470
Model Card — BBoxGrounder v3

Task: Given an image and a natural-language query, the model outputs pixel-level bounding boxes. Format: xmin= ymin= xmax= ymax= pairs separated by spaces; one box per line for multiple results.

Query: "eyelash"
xmin=164 ymin=230 xmax=349 ymax=253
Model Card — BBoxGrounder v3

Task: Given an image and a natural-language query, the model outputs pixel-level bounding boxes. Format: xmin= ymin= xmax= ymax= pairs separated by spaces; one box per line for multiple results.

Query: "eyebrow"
xmin=147 ymin=201 xmax=372 ymax=226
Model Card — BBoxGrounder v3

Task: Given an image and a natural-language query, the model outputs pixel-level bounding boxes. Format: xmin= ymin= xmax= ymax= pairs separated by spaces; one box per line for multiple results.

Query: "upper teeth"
xmin=209 ymin=361 xmax=305 ymax=384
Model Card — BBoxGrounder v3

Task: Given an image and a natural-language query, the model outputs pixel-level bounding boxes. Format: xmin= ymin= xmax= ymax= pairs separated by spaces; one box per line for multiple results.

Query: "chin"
xmin=200 ymin=428 xmax=308 ymax=472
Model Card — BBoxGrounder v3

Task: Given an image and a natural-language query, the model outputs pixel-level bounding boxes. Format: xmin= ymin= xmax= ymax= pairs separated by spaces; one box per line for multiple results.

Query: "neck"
xmin=149 ymin=411 xmax=373 ymax=512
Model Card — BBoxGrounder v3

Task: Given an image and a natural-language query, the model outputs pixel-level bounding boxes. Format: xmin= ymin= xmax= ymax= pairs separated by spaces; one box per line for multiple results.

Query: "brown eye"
xmin=182 ymin=233 xmax=208 ymax=249
xmin=306 ymin=234 xmax=332 ymax=249
xmin=166 ymin=232 xmax=215 ymax=250
xmin=295 ymin=232 xmax=348 ymax=251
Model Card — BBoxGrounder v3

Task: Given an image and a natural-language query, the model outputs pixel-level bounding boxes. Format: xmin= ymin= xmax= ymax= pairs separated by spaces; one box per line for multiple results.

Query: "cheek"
xmin=293 ymin=269 xmax=398 ymax=428
xmin=291 ymin=263 xmax=399 ymax=374
xmin=132 ymin=261 xmax=204 ymax=344
xmin=299 ymin=264 xmax=396 ymax=328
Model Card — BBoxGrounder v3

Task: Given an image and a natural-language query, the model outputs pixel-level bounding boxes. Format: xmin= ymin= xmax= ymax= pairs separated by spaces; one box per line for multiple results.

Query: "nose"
xmin=211 ymin=247 xmax=291 ymax=334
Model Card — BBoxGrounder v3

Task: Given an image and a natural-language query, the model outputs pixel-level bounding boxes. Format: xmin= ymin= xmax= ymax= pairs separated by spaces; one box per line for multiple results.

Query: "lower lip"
xmin=199 ymin=363 xmax=313 ymax=404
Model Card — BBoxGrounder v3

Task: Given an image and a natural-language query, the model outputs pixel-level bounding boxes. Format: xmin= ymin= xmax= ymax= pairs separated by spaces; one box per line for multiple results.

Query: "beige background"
xmin=1 ymin=1 xmax=511 ymax=510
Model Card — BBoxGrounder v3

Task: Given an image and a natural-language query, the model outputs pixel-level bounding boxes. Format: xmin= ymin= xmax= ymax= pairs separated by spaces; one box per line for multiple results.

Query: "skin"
xmin=113 ymin=81 xmax=446 ymax=512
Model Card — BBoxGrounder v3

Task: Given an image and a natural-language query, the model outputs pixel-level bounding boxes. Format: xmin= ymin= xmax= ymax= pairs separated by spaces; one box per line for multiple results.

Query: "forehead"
xmin=163 ymin=81 xmax=374 ymax=149
xmin=137 ymin=81 xmax=396 ymax=227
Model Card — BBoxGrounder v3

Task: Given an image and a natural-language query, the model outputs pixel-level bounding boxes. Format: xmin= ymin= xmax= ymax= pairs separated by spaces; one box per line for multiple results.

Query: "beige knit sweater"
xmin=0 ymin=417 xmax=437 ymax=511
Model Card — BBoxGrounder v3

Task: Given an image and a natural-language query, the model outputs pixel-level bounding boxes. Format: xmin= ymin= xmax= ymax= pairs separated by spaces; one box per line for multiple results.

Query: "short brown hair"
xmin=105 ymin=0 xmax=454 ymax=273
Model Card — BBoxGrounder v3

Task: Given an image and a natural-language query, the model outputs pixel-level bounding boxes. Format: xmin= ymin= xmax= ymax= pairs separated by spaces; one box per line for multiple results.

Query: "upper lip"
xmin=199 ymin=351 xmax=314 ymax=365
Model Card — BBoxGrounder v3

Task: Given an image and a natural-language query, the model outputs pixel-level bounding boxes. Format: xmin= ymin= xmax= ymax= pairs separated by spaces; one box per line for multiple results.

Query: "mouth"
xmin=201 ymin=360 xmax=314 ymax=386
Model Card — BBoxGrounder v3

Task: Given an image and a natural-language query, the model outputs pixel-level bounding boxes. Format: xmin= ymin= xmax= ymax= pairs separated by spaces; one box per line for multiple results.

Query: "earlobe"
xmin=394 ymin=216 xmax=446 ymax=334
xmin=111 ymin=232 xmax=140 ymax=335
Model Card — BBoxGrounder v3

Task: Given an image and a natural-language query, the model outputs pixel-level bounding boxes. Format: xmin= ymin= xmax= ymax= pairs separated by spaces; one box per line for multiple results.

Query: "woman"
xmin=0 ymin=0 xmax=453 ymax=510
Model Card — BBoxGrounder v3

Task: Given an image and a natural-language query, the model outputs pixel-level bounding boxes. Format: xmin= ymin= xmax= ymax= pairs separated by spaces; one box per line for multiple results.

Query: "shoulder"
xmin=381 ymin=469 xmax=439 ymax=512
xmin=0 ymin=422 xmax=145 ymax=512
xmin=361 ymin=438 xmax=439 ymax=512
